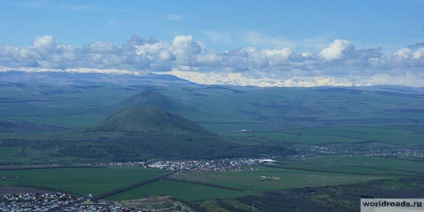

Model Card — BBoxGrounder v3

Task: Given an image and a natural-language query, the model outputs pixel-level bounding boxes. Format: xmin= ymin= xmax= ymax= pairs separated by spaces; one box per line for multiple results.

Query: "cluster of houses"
xmin=142 ymin=158 xmax=276 ymax=171
xmin=294 ymin=145 xmax=424 ymax=160
xmin=1 ymin=192 xmax=83 ymax=211
xmin=367 ymin=148 xmax=424 ymax=161
xmin=0 ymin=192 xmax=139 ymax=211
xmin=105 ymin=158 xmax=277 ymax=171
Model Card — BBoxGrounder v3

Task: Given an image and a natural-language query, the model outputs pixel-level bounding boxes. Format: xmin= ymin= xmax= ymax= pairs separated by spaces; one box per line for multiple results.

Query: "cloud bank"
xmin=1 ymin=35 xmax=423 ymax=87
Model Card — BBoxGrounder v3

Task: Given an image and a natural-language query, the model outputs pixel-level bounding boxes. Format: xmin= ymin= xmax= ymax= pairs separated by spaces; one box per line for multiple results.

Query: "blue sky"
xmin=0 ymin=0 xmax=423 ymax=86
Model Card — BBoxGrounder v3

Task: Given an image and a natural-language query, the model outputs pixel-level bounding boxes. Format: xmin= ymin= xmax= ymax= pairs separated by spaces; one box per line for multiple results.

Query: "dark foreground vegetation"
xmin=235 ymin=176 xmax=424 ymax=212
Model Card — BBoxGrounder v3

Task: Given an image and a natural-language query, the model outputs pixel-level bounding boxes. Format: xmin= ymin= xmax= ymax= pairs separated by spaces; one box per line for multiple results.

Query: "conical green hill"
xmin=121 ymin=90 xmax=186 ymax=112
xmin=92 ymin=107 xmax=211 ymax=135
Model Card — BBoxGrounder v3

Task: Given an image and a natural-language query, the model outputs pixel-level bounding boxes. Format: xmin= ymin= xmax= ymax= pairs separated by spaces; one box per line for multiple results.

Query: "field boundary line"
xmin=0 ymin=165 xmax=106 ymax=171
xmin=165 ymin=177 xmax=246 ymax=192
xmin=268 ymin=165 xmax=411 ymax=177
xmin=92 ymin=171 xmax=175 ymax=201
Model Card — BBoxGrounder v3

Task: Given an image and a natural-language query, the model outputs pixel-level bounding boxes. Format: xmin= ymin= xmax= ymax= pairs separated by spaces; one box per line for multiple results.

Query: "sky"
xmin=0 ymin=0 xmax=423 ymax=87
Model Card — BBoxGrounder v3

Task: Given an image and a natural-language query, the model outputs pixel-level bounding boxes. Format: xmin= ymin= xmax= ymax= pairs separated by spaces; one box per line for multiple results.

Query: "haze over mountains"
xmin=0 ymin=70 xmax=193 ymax=86
xmin=2 ymin=67 xmax=422 ymax=87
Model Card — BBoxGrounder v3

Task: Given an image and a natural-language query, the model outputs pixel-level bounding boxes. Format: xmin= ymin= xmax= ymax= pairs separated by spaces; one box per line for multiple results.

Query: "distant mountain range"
xmin=0 ymin=70 xmax=194 ymax=86
xmin=2 ymin=69 xmax=424 ymax=88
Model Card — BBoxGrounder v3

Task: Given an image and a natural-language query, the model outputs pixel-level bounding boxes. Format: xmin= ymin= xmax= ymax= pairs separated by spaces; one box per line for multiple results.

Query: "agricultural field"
xmin=0 ymin=147 xmax=21 ymax=160
xmin=167 ymin=166 xmax=389 ymax=194
xmin=0 ymin=159 xmax=412 ymax=201
xmin=279 ymin=155 xmax=424 ymax=175
xmin=221 ymin=126 xmax=424 ymax=145
xmin=108 ymin=179 xmax=248 ymax=201
xmin=0 ymin=167 xmax=170 ymax=196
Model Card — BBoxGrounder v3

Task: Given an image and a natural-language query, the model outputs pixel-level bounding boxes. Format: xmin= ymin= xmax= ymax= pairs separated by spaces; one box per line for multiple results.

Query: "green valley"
xmin=0 ymin=73 xmax=423 ymax=211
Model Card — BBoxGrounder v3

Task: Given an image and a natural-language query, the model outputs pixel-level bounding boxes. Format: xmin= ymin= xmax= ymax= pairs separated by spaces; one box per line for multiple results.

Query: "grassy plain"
xmin=0 ymin=147 xmax=21 ymax=158
xmin=109 ymin=156 xmax=422 ymax=201
xmin=222 ymin=125 xmax=424 ymax=145
xmin=2 ymin=83 xmax=424 ymax=133
xmin=168 ymin=166 xmax=392 ymax=194
xmin=1 ymin=157 xmax=414 ymax=202
xmin=280 ymin=156 xmax=424 ymax=175
xmin=0 ymin=167 xmax=170 ymax=195
xmin=109 ymin=179 xmax=248 ymax=201
xmin=0 ymin=147 xmax=22 ymax=165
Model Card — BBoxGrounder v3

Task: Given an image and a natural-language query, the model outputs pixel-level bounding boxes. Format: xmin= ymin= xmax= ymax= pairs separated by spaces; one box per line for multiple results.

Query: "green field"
xmin=222 ymin=126 xmax=424 ymax=145
xmin=0 ymin=167 xmax=170 ymax=195
xmin=0 ymin=147 xmax=21 ymax=158
xmin=4 ymin=165 xmax=382 ymax=202
xmin=286 ymin=126 xmax=424 ymax=144
xmin=168 ymin=166 xmax=392 ymax=194
xmin=0 ymin=158 xmax=423 ymax=211
xmin=280 ymin=156 xmax=424 ymax=175
xmin=109 ymin=179 xmax=248 ymax=201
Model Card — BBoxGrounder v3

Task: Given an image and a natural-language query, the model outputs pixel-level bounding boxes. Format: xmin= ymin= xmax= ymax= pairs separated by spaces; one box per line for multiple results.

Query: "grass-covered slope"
xmin=115 ymin=90 xmax=199 ymax=119
xmin=121 ymin=90 xmax=180 ymax=110
xmin=91 ymin=107 xmax=211 ymax=135
xmin=0 ymin=118 xmax=69 ymax=132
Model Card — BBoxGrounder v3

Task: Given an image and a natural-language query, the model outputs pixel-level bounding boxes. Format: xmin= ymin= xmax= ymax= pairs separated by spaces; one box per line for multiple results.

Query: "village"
xmin=1 ymin=192 xmax=114 ymax=212
xmin=107 ymin=158 xmax=277 ymax=171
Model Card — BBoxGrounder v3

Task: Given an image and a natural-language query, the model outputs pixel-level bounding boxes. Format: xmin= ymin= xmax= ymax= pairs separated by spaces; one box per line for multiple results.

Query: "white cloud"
xmin=33 ymin=35 xmax=55 ymax=49
xmin=85 ymin=42 xmax=117 ymax=54
xmin=0 ymin=35 xmax=423 ymax=87
xmin=318 ymin=39 xmax=352 ymax=61
xmin=393 ymin=48 xmax=411 ymax=59
xmin=412 ymin=48 xmax=424 ymax=59
xmin=391 ymin=45 xmax=424 ymax=69
xmin=157 ymin=49 xmax=176 ymax=61
xmin=135 ymin=42 xmax=174 ymax=61
xmin=172 ymin=35 xmax=203 ymax=65
xmin=261 ymin=48 xmax=292 ymax=66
